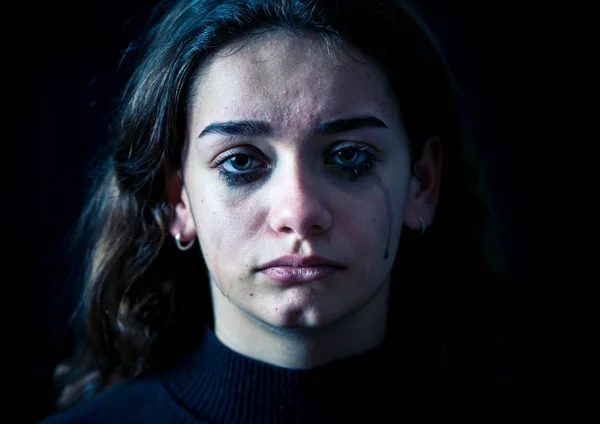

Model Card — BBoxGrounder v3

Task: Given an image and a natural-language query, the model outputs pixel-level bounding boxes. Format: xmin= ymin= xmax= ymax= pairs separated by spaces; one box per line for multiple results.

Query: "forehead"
xmin=190 ymin=33 xmax=399 ymax=134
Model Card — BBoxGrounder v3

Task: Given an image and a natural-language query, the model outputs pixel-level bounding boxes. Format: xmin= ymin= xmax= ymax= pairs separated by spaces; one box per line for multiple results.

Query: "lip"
xmin=256 ymin=255 xmax=346 ymax=284
xmin=257 ymin=255 xmax=346 ymax=270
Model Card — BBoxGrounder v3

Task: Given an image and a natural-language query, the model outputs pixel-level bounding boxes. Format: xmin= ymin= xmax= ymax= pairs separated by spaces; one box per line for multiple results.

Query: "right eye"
xmin=220 ymin=153 xmax=263 ymax=173
xmin=214 ymin=150 xmax=269 ymax=186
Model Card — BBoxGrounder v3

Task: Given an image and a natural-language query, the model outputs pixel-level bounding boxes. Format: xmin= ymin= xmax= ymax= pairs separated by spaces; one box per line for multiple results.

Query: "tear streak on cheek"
xmin=371 ymin=171 xmax=392 ymax=261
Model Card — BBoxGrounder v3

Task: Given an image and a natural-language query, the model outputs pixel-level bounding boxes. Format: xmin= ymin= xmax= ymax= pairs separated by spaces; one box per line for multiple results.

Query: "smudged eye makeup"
xmin=214 ymin=143 xmax=380 ymax=186
xmin=216 ymin=152 xmax=267 ymax=185
xmin=326 ymin=144 xmax=379 ymax=182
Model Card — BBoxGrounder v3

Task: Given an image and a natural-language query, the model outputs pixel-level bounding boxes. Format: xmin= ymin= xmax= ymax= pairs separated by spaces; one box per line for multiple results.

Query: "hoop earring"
xmin=175 ymin=232 xmax=195 ymax=251
xmin=417 ymin=217 xmax=426 ymax=237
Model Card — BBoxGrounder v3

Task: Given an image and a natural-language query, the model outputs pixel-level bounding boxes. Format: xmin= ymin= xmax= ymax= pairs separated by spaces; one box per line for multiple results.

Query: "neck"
xmin=210 ymin=280 xmax=390 ymax=369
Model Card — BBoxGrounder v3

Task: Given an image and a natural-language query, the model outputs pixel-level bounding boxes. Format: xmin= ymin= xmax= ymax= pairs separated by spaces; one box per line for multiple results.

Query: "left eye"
xmin=328 ymin=147 xmax=370 ymax=166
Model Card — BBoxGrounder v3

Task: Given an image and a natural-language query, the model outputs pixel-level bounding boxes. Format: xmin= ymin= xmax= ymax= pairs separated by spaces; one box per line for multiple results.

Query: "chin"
xmin=261 ymin=298 xmax=347 ymax=330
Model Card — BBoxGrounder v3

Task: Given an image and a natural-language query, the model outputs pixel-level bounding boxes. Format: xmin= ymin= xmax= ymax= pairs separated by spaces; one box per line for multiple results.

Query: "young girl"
xmin=43 ymin=0 xmax=510 ymax=422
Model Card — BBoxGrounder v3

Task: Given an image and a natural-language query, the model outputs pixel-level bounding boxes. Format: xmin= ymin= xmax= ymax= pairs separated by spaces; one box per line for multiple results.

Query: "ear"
xmin=165 ymin=171 xmax=197 ymax=242
xmin=403 ymin=136 xmax=443 ymax=231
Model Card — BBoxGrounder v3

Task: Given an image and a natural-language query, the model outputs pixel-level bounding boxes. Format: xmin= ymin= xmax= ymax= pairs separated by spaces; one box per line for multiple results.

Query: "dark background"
xmin=4 ymin=1 xmax=527 ymax=422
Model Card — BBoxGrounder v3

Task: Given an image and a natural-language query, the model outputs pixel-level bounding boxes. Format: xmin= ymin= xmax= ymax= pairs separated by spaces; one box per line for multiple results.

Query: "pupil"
xmin=340 ymin=150 xmax=357 ymax=162
xmin=234 ymin=155 xmax=250 ymax=168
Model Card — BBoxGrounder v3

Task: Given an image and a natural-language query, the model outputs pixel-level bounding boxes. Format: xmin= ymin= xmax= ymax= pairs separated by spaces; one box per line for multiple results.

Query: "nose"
xmin=267 ymin=161 xmax=332 ymax=238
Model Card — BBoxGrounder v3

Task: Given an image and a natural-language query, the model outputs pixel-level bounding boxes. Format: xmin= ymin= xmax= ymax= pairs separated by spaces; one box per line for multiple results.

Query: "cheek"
xmin=344 ymin=176 xmax=407 ymax=259
xmin=194 ymin=198 xmax=261 ymax=293
xmin=195 ymin=189 xmax=265 ymax=259
xmin=336 ymin=187 xmax=397 ymax=244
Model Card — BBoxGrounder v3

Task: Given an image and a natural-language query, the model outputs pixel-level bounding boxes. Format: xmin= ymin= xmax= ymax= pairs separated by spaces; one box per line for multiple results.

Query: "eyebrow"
xmin=198 ymin=115 xmax=388 ymax=139
xmin=198 ymin=120 xmax=271 ymax=138
xmin=315 ymin=116 xmax=388 ymax=134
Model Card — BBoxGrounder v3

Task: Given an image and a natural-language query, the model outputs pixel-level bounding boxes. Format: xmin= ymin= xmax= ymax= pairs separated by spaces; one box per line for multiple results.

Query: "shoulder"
xmin=39 ymin=375 xmax=204 ymax=424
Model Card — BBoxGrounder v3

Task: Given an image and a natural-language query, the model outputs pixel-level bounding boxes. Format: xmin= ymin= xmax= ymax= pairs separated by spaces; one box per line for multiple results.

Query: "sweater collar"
xmin=162 ymin=327 xmax=411 ymax=423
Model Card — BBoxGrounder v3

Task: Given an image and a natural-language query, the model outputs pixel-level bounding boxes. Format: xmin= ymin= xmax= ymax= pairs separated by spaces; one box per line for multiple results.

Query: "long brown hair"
xmin=55 ymin=0 xmax=510 ymax=411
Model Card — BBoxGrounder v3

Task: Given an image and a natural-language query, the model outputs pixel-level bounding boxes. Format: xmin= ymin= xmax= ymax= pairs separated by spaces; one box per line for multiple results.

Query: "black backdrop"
xmin=4 ymin=1 xmax=526 ymax=422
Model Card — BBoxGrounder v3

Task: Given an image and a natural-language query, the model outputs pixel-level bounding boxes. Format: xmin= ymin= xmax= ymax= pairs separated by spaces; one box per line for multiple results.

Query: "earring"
xmin=417 ymin=217 xmax=426 ymax=237
xmin=175 ymin=232 xmax=195 ymax=251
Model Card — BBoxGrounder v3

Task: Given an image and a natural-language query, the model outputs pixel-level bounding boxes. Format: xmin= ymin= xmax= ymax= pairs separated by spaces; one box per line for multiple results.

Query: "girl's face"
xmin=169 ymin=33 xmax=440 ymax=332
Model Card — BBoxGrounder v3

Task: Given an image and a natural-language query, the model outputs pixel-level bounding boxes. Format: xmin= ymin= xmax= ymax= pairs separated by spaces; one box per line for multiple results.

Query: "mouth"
xmin=256 ymin=255 xmax=346 ymax=283
xmin=259 ymin=265 xmax=341 ymax=283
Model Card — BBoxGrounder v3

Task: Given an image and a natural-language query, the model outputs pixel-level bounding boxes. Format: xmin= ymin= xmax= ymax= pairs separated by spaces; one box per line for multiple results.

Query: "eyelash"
xmin=215 ymin=145 xmax=379 ymax=187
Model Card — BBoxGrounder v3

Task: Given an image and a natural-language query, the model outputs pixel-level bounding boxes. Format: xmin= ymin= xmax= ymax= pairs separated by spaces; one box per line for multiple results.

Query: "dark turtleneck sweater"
xmin=40 ymin=328 xmax=425 ymax=424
